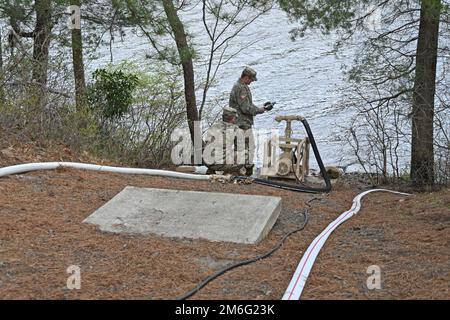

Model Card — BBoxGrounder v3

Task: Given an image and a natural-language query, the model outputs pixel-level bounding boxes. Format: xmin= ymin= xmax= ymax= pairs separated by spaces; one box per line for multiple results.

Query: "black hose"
xmin=235 ymin=118 xmax=332 ymax=194
xmin=176 ymin=209 xmax=310 ymax=300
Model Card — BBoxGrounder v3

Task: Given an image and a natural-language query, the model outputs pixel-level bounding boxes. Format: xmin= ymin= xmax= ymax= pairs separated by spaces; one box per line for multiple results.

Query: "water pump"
xmin=261 ymin=115 xmax=310 ymax=182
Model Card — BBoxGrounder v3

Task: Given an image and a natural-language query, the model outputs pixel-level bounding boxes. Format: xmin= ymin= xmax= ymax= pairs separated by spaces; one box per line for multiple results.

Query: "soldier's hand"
xmin=264 ymin=102 xmax=274 ymax=111
xmin=258 ymin=107 xmax=266 ymax=114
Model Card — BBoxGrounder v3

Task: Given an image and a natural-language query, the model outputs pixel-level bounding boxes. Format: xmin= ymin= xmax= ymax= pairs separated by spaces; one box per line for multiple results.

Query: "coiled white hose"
xmin=0 ymin=162 xmax=210 ymax=180
xmin=282 ymin=189 xmax=412 ymax=300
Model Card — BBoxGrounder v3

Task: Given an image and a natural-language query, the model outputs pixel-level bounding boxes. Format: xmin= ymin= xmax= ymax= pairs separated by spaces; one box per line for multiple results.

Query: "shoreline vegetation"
xmin=1 ymin=1 xmax=448 ymax=187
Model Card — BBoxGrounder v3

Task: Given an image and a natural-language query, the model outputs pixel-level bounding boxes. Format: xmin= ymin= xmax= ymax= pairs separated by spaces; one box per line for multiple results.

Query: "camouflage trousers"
xmin=239 ymin=125 xmax=255 ymax=176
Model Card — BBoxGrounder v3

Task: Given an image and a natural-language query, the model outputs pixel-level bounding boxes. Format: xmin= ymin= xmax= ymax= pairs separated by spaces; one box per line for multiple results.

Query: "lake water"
xmin=89 ymin=6 xmax=412 ymax=171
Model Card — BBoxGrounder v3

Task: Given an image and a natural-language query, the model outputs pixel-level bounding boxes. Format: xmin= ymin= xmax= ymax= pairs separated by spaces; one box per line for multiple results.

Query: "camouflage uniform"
xmin=229 ymin=78 xmax=262 ymax=131
xmin=205 ymin=110 xmax=245 ymax=175
xmin=229 ymin=68 xmax=262 ymax=175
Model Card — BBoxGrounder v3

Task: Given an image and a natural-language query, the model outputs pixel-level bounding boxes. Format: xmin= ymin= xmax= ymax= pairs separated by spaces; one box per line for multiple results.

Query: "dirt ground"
xmin=0 ymin=143 xmax=449 ymax=300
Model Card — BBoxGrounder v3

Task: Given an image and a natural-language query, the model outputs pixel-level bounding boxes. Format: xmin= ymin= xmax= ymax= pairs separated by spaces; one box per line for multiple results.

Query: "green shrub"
xmin=0 ymin=60 xmax=186 ymax=168
xmin=87 ymin=68 xmax=139 ymax=120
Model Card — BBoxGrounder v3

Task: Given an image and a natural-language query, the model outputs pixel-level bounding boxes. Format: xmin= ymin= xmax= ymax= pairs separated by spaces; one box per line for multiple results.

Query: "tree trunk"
xmin=70 ymin=0 xmax=86 ymax=111
xmin=32 ymin=0 xmax=53 ymax=86
xmin=0 ymin=27 xmax=4 ymax=102
xmin=0 ymin=28 xmax=3 ymax=72
xmin=162 ymin=0 xmax=200 ymax=147
xmin=410 ymin=0 xmax=441 ymax=186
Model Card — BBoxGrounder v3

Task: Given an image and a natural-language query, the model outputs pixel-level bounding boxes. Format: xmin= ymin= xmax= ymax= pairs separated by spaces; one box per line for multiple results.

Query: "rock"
xmin=325 ymin=166 xmax=344 ymax=179
xmin=1 ymin=147 xmax=14 ymax=158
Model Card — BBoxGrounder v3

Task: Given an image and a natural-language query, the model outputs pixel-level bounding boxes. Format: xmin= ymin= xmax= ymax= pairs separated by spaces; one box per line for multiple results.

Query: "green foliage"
xmin=87 ymin=68 xmax=139 ymax=120
xmin=0 ymin=0 xmax=33 ymax=21
xmin=80 ymin=61 xmax=186 ymax=166
xmin=0 ymin=59 xmax=186 ymax=167
xmin=278 ymin=0 xmax=362 ymax=38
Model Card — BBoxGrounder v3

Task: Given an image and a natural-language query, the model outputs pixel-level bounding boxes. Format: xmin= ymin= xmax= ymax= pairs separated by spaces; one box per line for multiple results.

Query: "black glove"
xmin=264 ymin=101 xmax=275 ymax=111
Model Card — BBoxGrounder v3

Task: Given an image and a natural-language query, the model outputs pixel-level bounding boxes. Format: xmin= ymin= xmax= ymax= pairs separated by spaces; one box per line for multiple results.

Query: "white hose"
xmin=282 ymin=189 xmax=412 ymax=300
xmin=0 ymin=162 xmax=210 ymax=181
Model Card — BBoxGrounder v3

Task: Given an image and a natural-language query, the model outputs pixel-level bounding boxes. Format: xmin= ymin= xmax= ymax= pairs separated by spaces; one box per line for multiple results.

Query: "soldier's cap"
xmin=242 ymin=66 xmax=258 ymax=81
xmin=223 ymin=106 xmax=237 ymax=117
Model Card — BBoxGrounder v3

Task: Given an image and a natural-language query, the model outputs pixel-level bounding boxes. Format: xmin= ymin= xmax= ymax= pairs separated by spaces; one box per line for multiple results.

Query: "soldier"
xmin=229 ymin=66 xmax=274 ymax=176
xmin=204 ymin=107 xmax=246 ymax=176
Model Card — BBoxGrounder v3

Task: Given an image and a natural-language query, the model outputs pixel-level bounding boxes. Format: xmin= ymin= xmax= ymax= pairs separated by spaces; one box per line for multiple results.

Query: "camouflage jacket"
xmin=229 ymin=79 xmax=261 ymax=130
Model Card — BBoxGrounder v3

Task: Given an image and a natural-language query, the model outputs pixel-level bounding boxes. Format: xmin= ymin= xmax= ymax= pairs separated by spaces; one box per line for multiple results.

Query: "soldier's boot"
xmin=245 ymin=165 xmax=254 ymax=177
xmin=206 ymin=168 xmax=216 ymax=175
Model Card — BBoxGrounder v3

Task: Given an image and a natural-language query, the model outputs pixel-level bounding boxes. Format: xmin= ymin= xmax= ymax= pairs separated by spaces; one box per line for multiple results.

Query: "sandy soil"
xmin=0 ymin=143 xmax=449 ymax=300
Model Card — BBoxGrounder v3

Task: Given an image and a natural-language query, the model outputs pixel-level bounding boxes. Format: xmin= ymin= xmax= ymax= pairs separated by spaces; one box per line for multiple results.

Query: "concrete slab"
xmin=83 ymin=187 xmax=282 ymax=244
